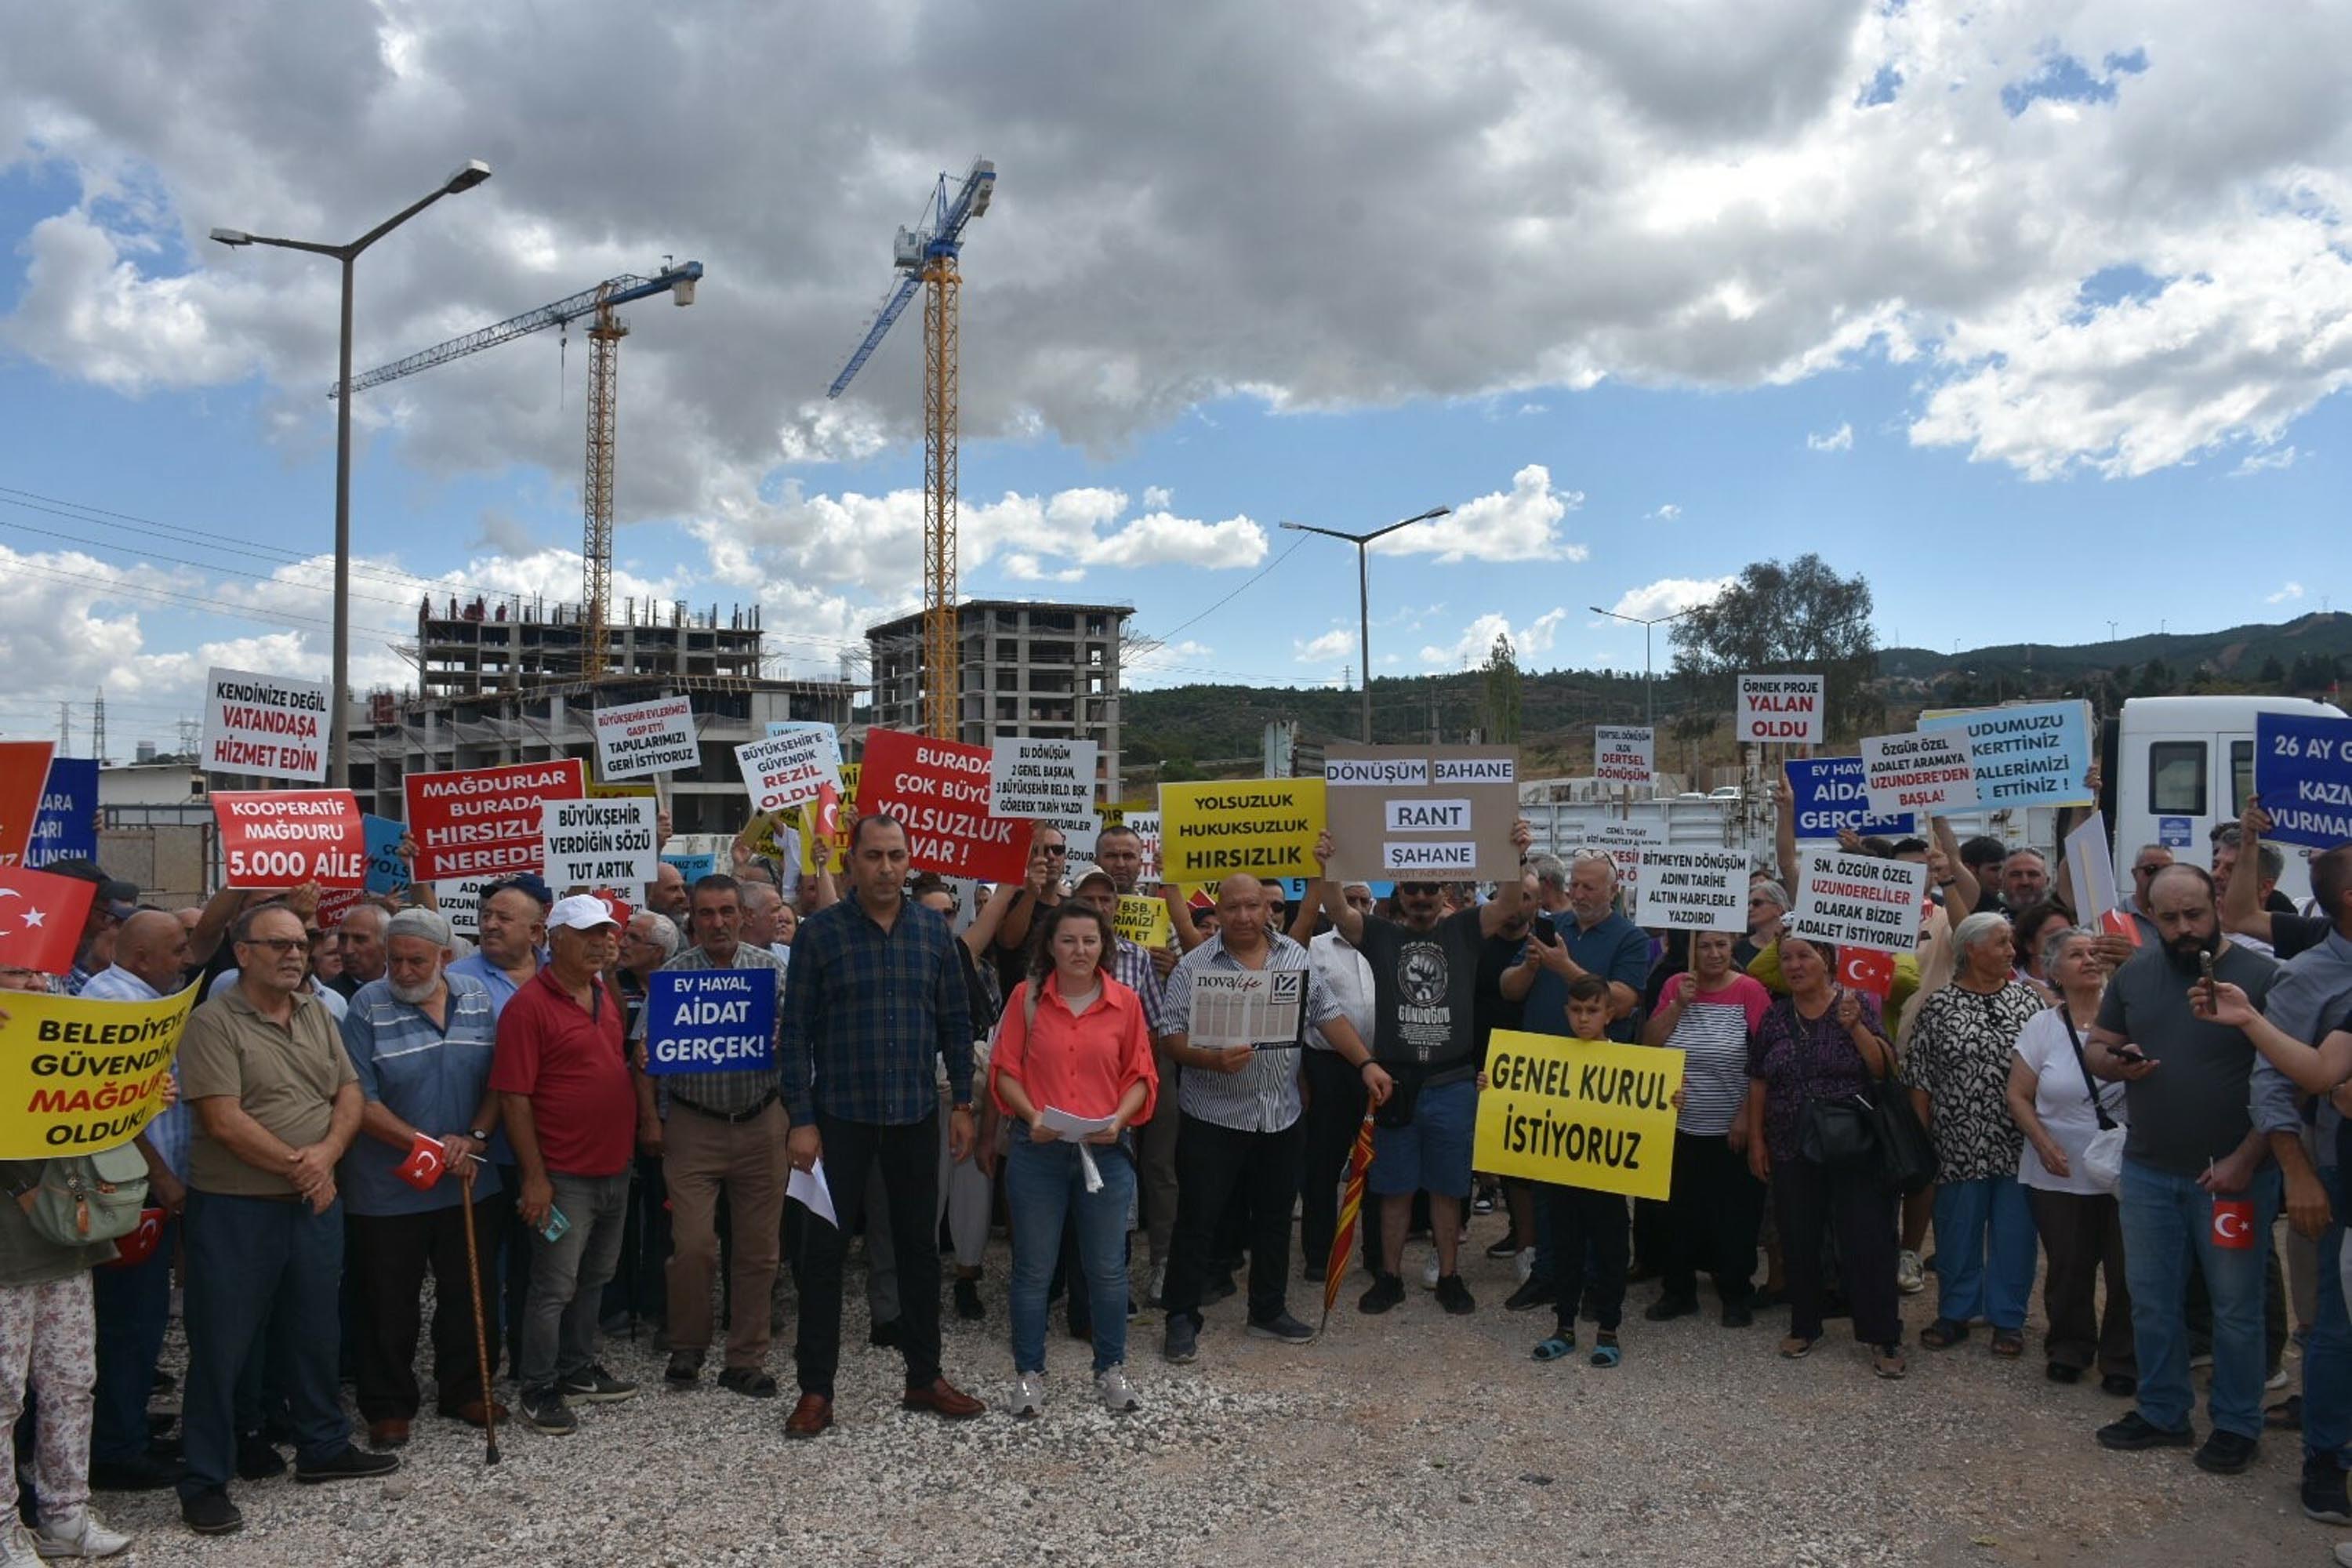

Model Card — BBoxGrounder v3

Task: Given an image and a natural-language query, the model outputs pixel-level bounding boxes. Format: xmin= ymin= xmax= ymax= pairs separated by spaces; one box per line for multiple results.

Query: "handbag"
xmin=2058 ymin=1004 xmax=2125 ymax=1196
xmin=1867 ymin=1052 xmax=1939 ymax=1196
xmin=1794 ymin=1001 xmax=1881 ymax=1174
xmin=13 ymin=1144 xmax=150 ymax=1247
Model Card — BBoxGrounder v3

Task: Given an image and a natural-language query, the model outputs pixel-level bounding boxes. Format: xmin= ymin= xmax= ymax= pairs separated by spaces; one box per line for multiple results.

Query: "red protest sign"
xmin=0 ymin=740 xmax=57 ymax=867
xmin=405 ymin=761 xmax=585 ymax=882
xmin=0 ymin=865 xmax=96 ymax=974
xmin=211 ymin=790 xmax=367 ymax=888
xmin=858 ymin=729 xmax=1034 ymax=882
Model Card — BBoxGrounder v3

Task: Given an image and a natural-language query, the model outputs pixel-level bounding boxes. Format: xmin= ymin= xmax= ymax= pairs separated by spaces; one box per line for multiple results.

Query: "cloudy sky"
xmin=2 ymin=1 xmax=2347 ymax=754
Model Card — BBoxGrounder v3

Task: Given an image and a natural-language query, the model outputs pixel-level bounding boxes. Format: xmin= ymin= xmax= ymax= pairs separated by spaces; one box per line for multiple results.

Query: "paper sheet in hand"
xmin=1186 ymin=969 xmax=1305 ymax=1048
xmin=1037 ymin=1107 xmax=1115 ymax=1192
xmin=788 ymin=1157 xmax=838 ymax=1228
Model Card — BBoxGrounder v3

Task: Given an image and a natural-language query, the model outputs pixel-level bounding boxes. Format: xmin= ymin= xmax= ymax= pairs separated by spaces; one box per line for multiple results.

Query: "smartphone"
xmin=2113 ymin=1044 xmax=2150 ymax=1065
xmin=539 ymin=1205 xmax=571 ymax=1244
xmin=2198 ymin=951 xmax=2215 ymax=988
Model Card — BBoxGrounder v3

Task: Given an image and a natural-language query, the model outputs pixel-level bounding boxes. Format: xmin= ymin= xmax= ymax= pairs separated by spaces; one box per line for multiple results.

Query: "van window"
xmin=2149 ymin=742 xmax=2207 ymax=816
xmin=2229 ymin=740 xmax=2254 ymax=818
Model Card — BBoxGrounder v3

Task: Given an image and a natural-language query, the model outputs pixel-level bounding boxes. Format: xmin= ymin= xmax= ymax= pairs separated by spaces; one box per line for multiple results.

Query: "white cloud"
xmin=1806 ymin=422 xmax=1854 ymax=452
xmin=1002 ymin=554 xmax=1087 ymax=583
xmin=1646 ymin=503 xmax=1682 ymax=521
xmin=1142 ymin=485 xmax=1174 ymax=510
xmin=1294 ymin=627 xmax=1355 ymax=662
xmin=1373 ymin=465 xmax=1586 ymax=564
xmin=1597 ymin=575 xmax=1734 ymax=622
xmin=2268 ymin=580 xmax=2306 ymax=604
xmin=2233 ymin=444 xmax=2301 ymax=477
xmin=1420 ymin=608 xmax=1569 ymax=670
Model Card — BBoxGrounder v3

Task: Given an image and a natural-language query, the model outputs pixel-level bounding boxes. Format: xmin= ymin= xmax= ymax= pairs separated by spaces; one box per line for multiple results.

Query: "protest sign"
xmin=1593 ymin=726 xmax=1655 ymax=791
xmin=0 ymin=982 xmax=201 ymax=1158
xmin=644 ymin=969 xmax=779 ymax=1076
xmin=1862 ymin=729 xmax=1980 ymax=817
xmin=405 ymin=760 xmax=585 ymax=882
xmin=24 ymin=757 xmax=96 ymax=870
xmin=779 ymin=764 xmax=860 ymax=875
xmin=1113 ymin=894 xmax=1172 ymax=949
xmin=1472 ymin=1031 xmax=1685 ymax=1201
xmin=2254 ymin=711 xmax=2352 ymax=851
xmin=201 ymin=666 xmax=328 ymax=782
xmin=1919 ymin=700 xmax=2094 ymax=808
xmin=1321 ymin=744 xmax=1517 ymax=880
xmin=1159 ymin=779 xmax=1327 ymax=882
xmin=859 ymin=730 xmax=1034 ymax=882
xmin=434 ymin=877 xmax=493 ymax=942
xmin=1630 ymin=848 xmax=1751 ymax=931
xmin=1788 ymin=850 xmax=1929 ymax=952
xmin=586 ymin=777 xmax=657 ymax=802
xmin=592 ymin=695 xmax=700 ymax=781
xmin=1575 ymin=818 xmax=1665 ymax=891
xmin=738 ymin=724 xmax=844 ymax=814
xmin=1125 ymin=809 xmax=1163 ymax=880
xmin=0 ymin=741 xmax=56 ymax=866
xmin=1737 ymin=673 xmax=1825 ymax=745
xmin=2061 ymin=810 xmax=2124 ymax=933
xmin=212 ymin=789 xmax=367 ymax=887
xmin=1185 ymin=968 xmax=1306 ymax=1048
xmin=660 ymin=851 xmax=717 ymax=884
xmin=1785 ymin=757 xmax=1919 ymax=841
xmin=363 ymin=814 xmax=411 ymax=896
xmin=991 ymin=737 xmax=1100 ymax=820
xmin=539 ymin=797 xmax=660 ymax=890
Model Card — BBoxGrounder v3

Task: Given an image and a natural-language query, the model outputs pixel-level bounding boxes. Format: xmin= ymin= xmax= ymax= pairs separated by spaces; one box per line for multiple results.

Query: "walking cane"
xmin=457 ymin=1163 xmax=500 ymax=1465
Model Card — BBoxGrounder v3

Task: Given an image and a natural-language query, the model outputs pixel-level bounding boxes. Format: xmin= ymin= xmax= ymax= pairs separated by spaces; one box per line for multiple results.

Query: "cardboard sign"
xmin=1630 ymin=848 xmax=1751 ymax=932
xmin=738 ymin=724 xmax=844 ymax=815
xmin=212 ymin=789 xmax=367 ymax=887
xmin=1472 ymin=1031 xmax=1684 ymax=1200
xmin=1861 ymin=729 xmax=1980 ymax=817
xmin=1788 ymin=850 xmax=1930 ymax=952
xmin=991 ymin=737 xmax=1100 ymax=821
xmin=2254 ymin=711 xmax=2352 ymax=851
xmin=0 ymin=741 xmax=57 ymax=866
xmin=436 ymin=877 xmax=493 ymax=942
xmin=2062 ymin=811 xmax=2124 ymax=934
xmin=1919 ymin=700 xmax=2094 ymax=808
xmin=1578 ymin=818 xmax=1666 ymax=891
xmin=25 ymin=757 xmax=97 ymax=870
xmin=1737 ymin=673 xmax=1825 ymax=745
xmin=1785 ymin=757 xmax=1919 ymax=841
xmin=201 ymin=666 xmax=328 ymax=782
xmin=1322 ymin=745 xmax=1517 ymax=880
xmin=593 ymin=695 xmax=700 ymax=782
xmin=858 ymin=729 xmax=1035 ymax=882
xmin=405 ymin=760 xmax=586 ymax=882
xmin=1125 ymin=809 xmax=1163 ymax=880
xmin=363 ymin=814 xmax=412 ymax=896
xmin=1185 ymin=968 xmax=1306 ymax=1048
xmin=539 ymin=797 xmax=660 ymax=890
xmin=1593 ymin=726 xmax=1655 ymax=790
xmin=0 ymin=982 xmax=201 ymax=1158
xmin=644 ymin=968 xmax=779 ymax=1076
xmin=1113 ymin=894 xmax=1173 ymax=950
xmin=1160 ymin=779 xmax=1327 ymax=882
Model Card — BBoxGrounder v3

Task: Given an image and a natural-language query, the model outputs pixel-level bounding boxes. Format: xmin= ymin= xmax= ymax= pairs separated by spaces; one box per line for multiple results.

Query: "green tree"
xmin=1668 ymin=554 xmax=1880 ymax=740
xmin=1480 ymin=633 xmax=1523 ymax=746
xmin=2258 ymin=654 xmax=2286 ymax=688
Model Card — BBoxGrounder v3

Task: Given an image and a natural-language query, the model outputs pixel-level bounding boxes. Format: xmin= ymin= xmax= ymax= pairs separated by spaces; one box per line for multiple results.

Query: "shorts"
xmin=1370 ymin=1076 xmax=1476 ymax=1199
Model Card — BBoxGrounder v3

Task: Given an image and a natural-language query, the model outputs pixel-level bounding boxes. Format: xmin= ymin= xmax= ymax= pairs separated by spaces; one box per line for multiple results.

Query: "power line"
xmin=1146 ymin=536 xmax=1310 ymax=644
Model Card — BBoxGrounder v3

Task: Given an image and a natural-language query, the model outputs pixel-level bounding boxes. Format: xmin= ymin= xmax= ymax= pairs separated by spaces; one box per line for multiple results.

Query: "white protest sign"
xmin=1594 ymin=726 xmax=1655 ymax=790
xmin=1631 ymin=848 xmax=1752 ymax=931
xmin=592 ymin=695 xmax=699 ymax=781
xmin=1127 ymin=810 xmax=1163 ymax=881
xmin=1580 ymin=819 xmax=1666 ymax=891
xmin=1185 ymin=968 xmax=1306 ymax=1048
xmin=1737 ymin=673 xmax=1825 ymax=745
xmin=539 ymin=797 xmax=660 ymax=890
xmin=989 ymin=738 xmax=1102 ymax=866
xmin=2063 ymin=810 xmax=2123 ymax=931
xmin=201 ymin=666 xmax=328 ymax=782
xmin=1788 ymin=850 xmax=1929 ymax=952
xmin=1861 ymin=729 xmax=1981 ymax=818
xmin=735 ymin=724 xmax=843 ymax=814
xmin=436 ymin=877 xmax=494 ymax=942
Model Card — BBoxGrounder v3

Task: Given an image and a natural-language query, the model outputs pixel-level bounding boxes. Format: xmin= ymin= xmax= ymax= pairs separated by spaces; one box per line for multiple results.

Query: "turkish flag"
xmin=2099 ymin=908 xmax=2143 ymax=948
xmin=394 ymin=1133 xmax=448 ymax=1192
xmin=1839 ymin=946 xmax=1896 ymax=999
xmin=811 ymin=782 xmax=842 ymax=844
xmin=103 ymin=1208 xmax=167 ymax=1270
xmin=2210 ymin=1196 xmax=2255 ymax=1250
xmin=0 ymin=865 xmax=96 ymax=975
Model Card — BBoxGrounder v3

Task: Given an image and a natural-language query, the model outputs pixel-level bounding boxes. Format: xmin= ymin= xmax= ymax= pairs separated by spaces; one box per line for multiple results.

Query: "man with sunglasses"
xmin=991 ymin=825 xmax=1070 ymax=998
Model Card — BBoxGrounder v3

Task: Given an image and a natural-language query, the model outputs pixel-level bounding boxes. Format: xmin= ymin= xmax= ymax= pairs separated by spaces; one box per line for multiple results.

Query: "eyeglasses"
xmin=1037 ymin=844 xmax=1069 ymax=857
xmin=238 ymin=937 xmax=306 ymax=956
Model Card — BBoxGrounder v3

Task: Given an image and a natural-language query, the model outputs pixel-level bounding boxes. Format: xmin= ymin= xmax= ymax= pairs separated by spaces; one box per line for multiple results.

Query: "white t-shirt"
xmin=2012 ymin=1005 xmax=2129 ymax=1196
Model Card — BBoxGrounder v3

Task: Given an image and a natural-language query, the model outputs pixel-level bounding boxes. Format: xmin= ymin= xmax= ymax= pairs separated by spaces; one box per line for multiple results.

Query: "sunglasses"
xmin=238 ymin=937 xmax=307 ymax=956
xmin=1037 ymin=844 xmax=1069 ymax=857
xmin=1398 ymin=884 xmax=1440 ymax=896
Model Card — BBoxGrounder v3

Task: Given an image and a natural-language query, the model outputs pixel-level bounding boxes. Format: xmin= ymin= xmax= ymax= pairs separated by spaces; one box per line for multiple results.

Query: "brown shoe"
xmin=784 ymin=1392 xmax=833 ymax=1439
xmin=365 ymin=1419 xmax=410 ymax=1450
xmin=901 ymin=1377 xmax=985 ymax=1420
xmin=437 ymin=1399 xmax=509 ymax=1429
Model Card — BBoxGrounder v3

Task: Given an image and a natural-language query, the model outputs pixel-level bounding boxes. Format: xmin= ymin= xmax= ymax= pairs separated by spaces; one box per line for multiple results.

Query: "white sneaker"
xmin=31 ymin=1510 xmax=130 ymax=1560
xmin=1011 ymin=1371 xmax=1044 ymax=1419
xmin=2 ymin=1524 xmax=41 ymax=1568
xmin=1896 ymin=1250 xmax=1926 ymax=1295
xmin=2268 ymin=1367 xmax=2292 ymax=1391
xmin=1420 ymin=1251 xmax=1441 ymax=1290
xmin=1514 ymin=1247 xmax=1537 ymax=1285
xmin=1096 ymin=1364 xmax=1140 ymax=1414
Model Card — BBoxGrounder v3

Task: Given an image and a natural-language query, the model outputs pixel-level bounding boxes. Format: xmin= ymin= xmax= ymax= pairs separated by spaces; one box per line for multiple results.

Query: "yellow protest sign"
xmin=1112 ymin=895 xmax=1171 ymax=949
xmin=1158 ymin=779 xmax=1327 ymax=882
xmin=586 ymin=777 xmax=657 ymax=801
xmin=0 ymin=983 xmax=201 ymax=1159
xmin=1471 ymin=1030 xmax=1684 ymax=1200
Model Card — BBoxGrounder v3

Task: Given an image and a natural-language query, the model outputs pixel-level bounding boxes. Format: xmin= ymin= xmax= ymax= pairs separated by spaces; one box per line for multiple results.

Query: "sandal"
xmin=1589 ymin=1334 xmax=1621 ymax=1370
xmin=1991 ymin=1330 xmax=2025 ymax=1359
xmin=1919 ymin=1318 xmax=1969 ymax=1351
xmin=1778 ymin=1335 xmax=1817 ymax=1359
xmin=1532 ymin=1335 xmax=1576 ymax=1363
xmin=1873 ymin=1344 xmax=1908 ymax=1380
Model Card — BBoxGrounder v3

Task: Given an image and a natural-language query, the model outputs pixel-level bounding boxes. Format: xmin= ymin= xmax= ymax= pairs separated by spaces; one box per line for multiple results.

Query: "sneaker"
xmin=31 ymin=1509 xmax=131 ymax=1559
xmin=1644 ymin=1293 xmax=1699 ymax=1323
xmin=293 ymin=1445 xmax=400 ymax=1484
xmin=233 ymin=1436 xmax=285 ymax=1480
xmin=1895 ymin=1249 xmax=1926 ymax=1295
xmin=0 ymin=1525 xmax=40 ymax=1566
xmin=2303 ymin=1455 xmax=2352 ymax=1524
xmin=520 ymin=1385 xmax=579 ymax=1436
xmin=1472 ymin=1183 xmax=1498 ymax=1215
xmin=1200 ymin=1273 xmax=1236 ymax=1305
xmin=557 ymin=1363 xmax=638 ymax=1403
xmin=1513 ymin=1247 xmax=1537 ymax=1285
xmin=1419 ymin=1253 xmax=1440 ymax=1290
xmin=2096 ymin=1411 xmax=2195 ymax=1451
xmin=2100 ymin=1373 xmax=2137 ymax=1399
xmin=177 ymin=1491 xmax=241 ymax=1538
xmin=2189 ymin=1350 xmax=2214 ymax=1370
xmin=2270 ymin=1367 xmax=2293 ymax=1391
xmin=1484 ymin=1235 xmax=1520 ymax=1261
xmin=2194 ymin=1429 xmax=2258 ymax=1475
xmin=1011 ymin=1371 xmax=1045 ymax=1419
xmin=1162 ymin=1316 xmax=1199 ymax=1365
xmin=1096 ymin=1365 xmax=1140 ymax=1414
xmin=1247 ymin=1312 xmax=1315 ymax=1343
xmin=955 ymin=1277 xmax=985 ymax=1322
xmin=1358 ymin=1272 xmax=1405 ymax=1316
xmin=1503 ymin=1278 xmax=1556 ymax=1313
xmin=1146 ymin=1261 xmax=1167 ymax=1307
xmin=1433 ymin=1274 xmax=1476 ymax=1316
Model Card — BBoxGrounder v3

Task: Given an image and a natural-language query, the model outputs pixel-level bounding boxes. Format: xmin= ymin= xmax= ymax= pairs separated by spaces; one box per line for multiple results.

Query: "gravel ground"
xmin=92 ymin=1217 xmax=2321 ymax=1567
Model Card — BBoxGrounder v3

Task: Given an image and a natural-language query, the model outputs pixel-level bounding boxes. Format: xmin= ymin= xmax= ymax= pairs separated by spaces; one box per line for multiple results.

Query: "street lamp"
xmin=1280 ymin=506 xmax=1450 ymax=742
xmin=210 ymin=159 xmax=492 ymax=787
xmin=1587 ymin=601 xmax=1697 ymax=730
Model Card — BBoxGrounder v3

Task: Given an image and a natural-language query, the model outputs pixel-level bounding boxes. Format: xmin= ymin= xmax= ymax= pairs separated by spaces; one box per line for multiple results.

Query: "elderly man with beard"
xmin=2089 ymin=864 xmax=2300 ymax=1478
xmin=337 ymin=910 xmax=506 ymax=1448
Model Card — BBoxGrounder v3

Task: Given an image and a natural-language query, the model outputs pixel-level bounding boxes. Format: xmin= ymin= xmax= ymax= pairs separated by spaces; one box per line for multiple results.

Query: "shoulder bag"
xmin=13 ymin=1143 xmax=149 ymax=1247
xmin=2057 ymin=1004 xmax=2125 ymax=1196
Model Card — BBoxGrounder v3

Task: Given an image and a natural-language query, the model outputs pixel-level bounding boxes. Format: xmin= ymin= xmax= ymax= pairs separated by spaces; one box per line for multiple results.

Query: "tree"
xmin=1480 ymin=633 xmax=1523 ymax=746
xmin=2259 ymin=654 xmax=2286 ymax=688
xmin=1668 ymin=554 xmax=1881 ymax=740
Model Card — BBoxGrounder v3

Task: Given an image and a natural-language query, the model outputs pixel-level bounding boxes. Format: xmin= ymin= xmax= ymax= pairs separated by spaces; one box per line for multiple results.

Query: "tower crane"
xmin=337 ymin=261 xmax=703 ymax=681
xmin=829 ymin=158 xmax=995 ymax=739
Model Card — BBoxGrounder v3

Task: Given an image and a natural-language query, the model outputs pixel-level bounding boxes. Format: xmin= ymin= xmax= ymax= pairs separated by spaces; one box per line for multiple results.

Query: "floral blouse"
xmin=1900 ymin=980 xmax=2042 ymax=1183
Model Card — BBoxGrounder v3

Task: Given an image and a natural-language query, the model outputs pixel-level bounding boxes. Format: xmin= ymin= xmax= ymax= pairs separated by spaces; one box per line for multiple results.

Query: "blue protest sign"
xmin=662 ymin=851 xmax=716 ymax=884
xmin=1785 ymin=757 xmax=1918 ymax=841
xmin=1918 ymin=700 xmax=2093 ymax=808
xmin=644 ymin=968 xmax=778 ymax=1076
xmin=24 ymin=758 xmax=97 ymax=869
xmin=2254 ymin=712 xmax=2352 ymax=851
xmin=364 ymin=814 xmax=412 ymax=895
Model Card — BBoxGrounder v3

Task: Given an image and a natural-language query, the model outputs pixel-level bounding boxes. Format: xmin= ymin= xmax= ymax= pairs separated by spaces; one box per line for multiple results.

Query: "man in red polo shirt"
xmin=491 ymin=895 xmax=641 ymax=1436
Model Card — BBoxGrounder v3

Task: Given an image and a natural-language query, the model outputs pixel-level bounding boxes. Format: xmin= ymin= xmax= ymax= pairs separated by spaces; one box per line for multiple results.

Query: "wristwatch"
xmin=468 ymin=1128 xmax=492 ymax=1143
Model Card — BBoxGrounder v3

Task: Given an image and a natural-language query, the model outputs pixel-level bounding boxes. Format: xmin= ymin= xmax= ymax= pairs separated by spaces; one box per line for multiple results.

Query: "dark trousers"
xmin=495 ymin=1162 xmax=532 ymax=1371
xmin=1299 ymin=1051 xmax=1368 ymax=1275
xmin=601 ymin=1156 xmax=672 ymax=1328
xmin=794 ymin=1114 xmax=942 ymax=1398
xmin=1547 ymin=1185 xmax=1629 ymax=1334
xmin=179 ymin=1192 xmax=348 ymax=1501
xmin=1166 ymin=1116 xmax=1301 ymax=1326
xmin=90 ymin=1216 xmax=175 ymax=1465
xmin=1773 ymin=1158 xmax=1901 ymax=1346
xmin=347 ymin=1197 xmax=506 ymax=1421
xmin=1656 ymin=1131 xmax=1764 ymax=1304
xmin=2027 ymin=1186 xmax=2134 ymax=1377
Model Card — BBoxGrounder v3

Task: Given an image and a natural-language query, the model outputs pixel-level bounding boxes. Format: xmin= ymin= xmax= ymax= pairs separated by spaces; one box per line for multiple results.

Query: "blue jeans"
xmin=2307 ymin=1162 xmax=2350 ymax=1468
xmin=2119 ymin=1158 xmax=2282 ymax=1441
xmin=89 ymin=1216 xmax=174 ymax=1466
xmin=1932 ymin=1175 xmax=2038 ymax=1330
xmin=1007 ymin=1138 xmax=1134 ymax=1375
xmin=179 ymin=1193 xmax=348 ymax=1501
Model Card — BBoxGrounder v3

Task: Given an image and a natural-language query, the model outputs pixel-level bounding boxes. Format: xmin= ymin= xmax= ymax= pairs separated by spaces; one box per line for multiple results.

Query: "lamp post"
xmin=1587 ymin=602 xmax=1697 ymax=730
xmin=211 ymin=160 xmax=492 ymax=786
xmin=1280 ymin=507 xmax=1450 ymax=742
